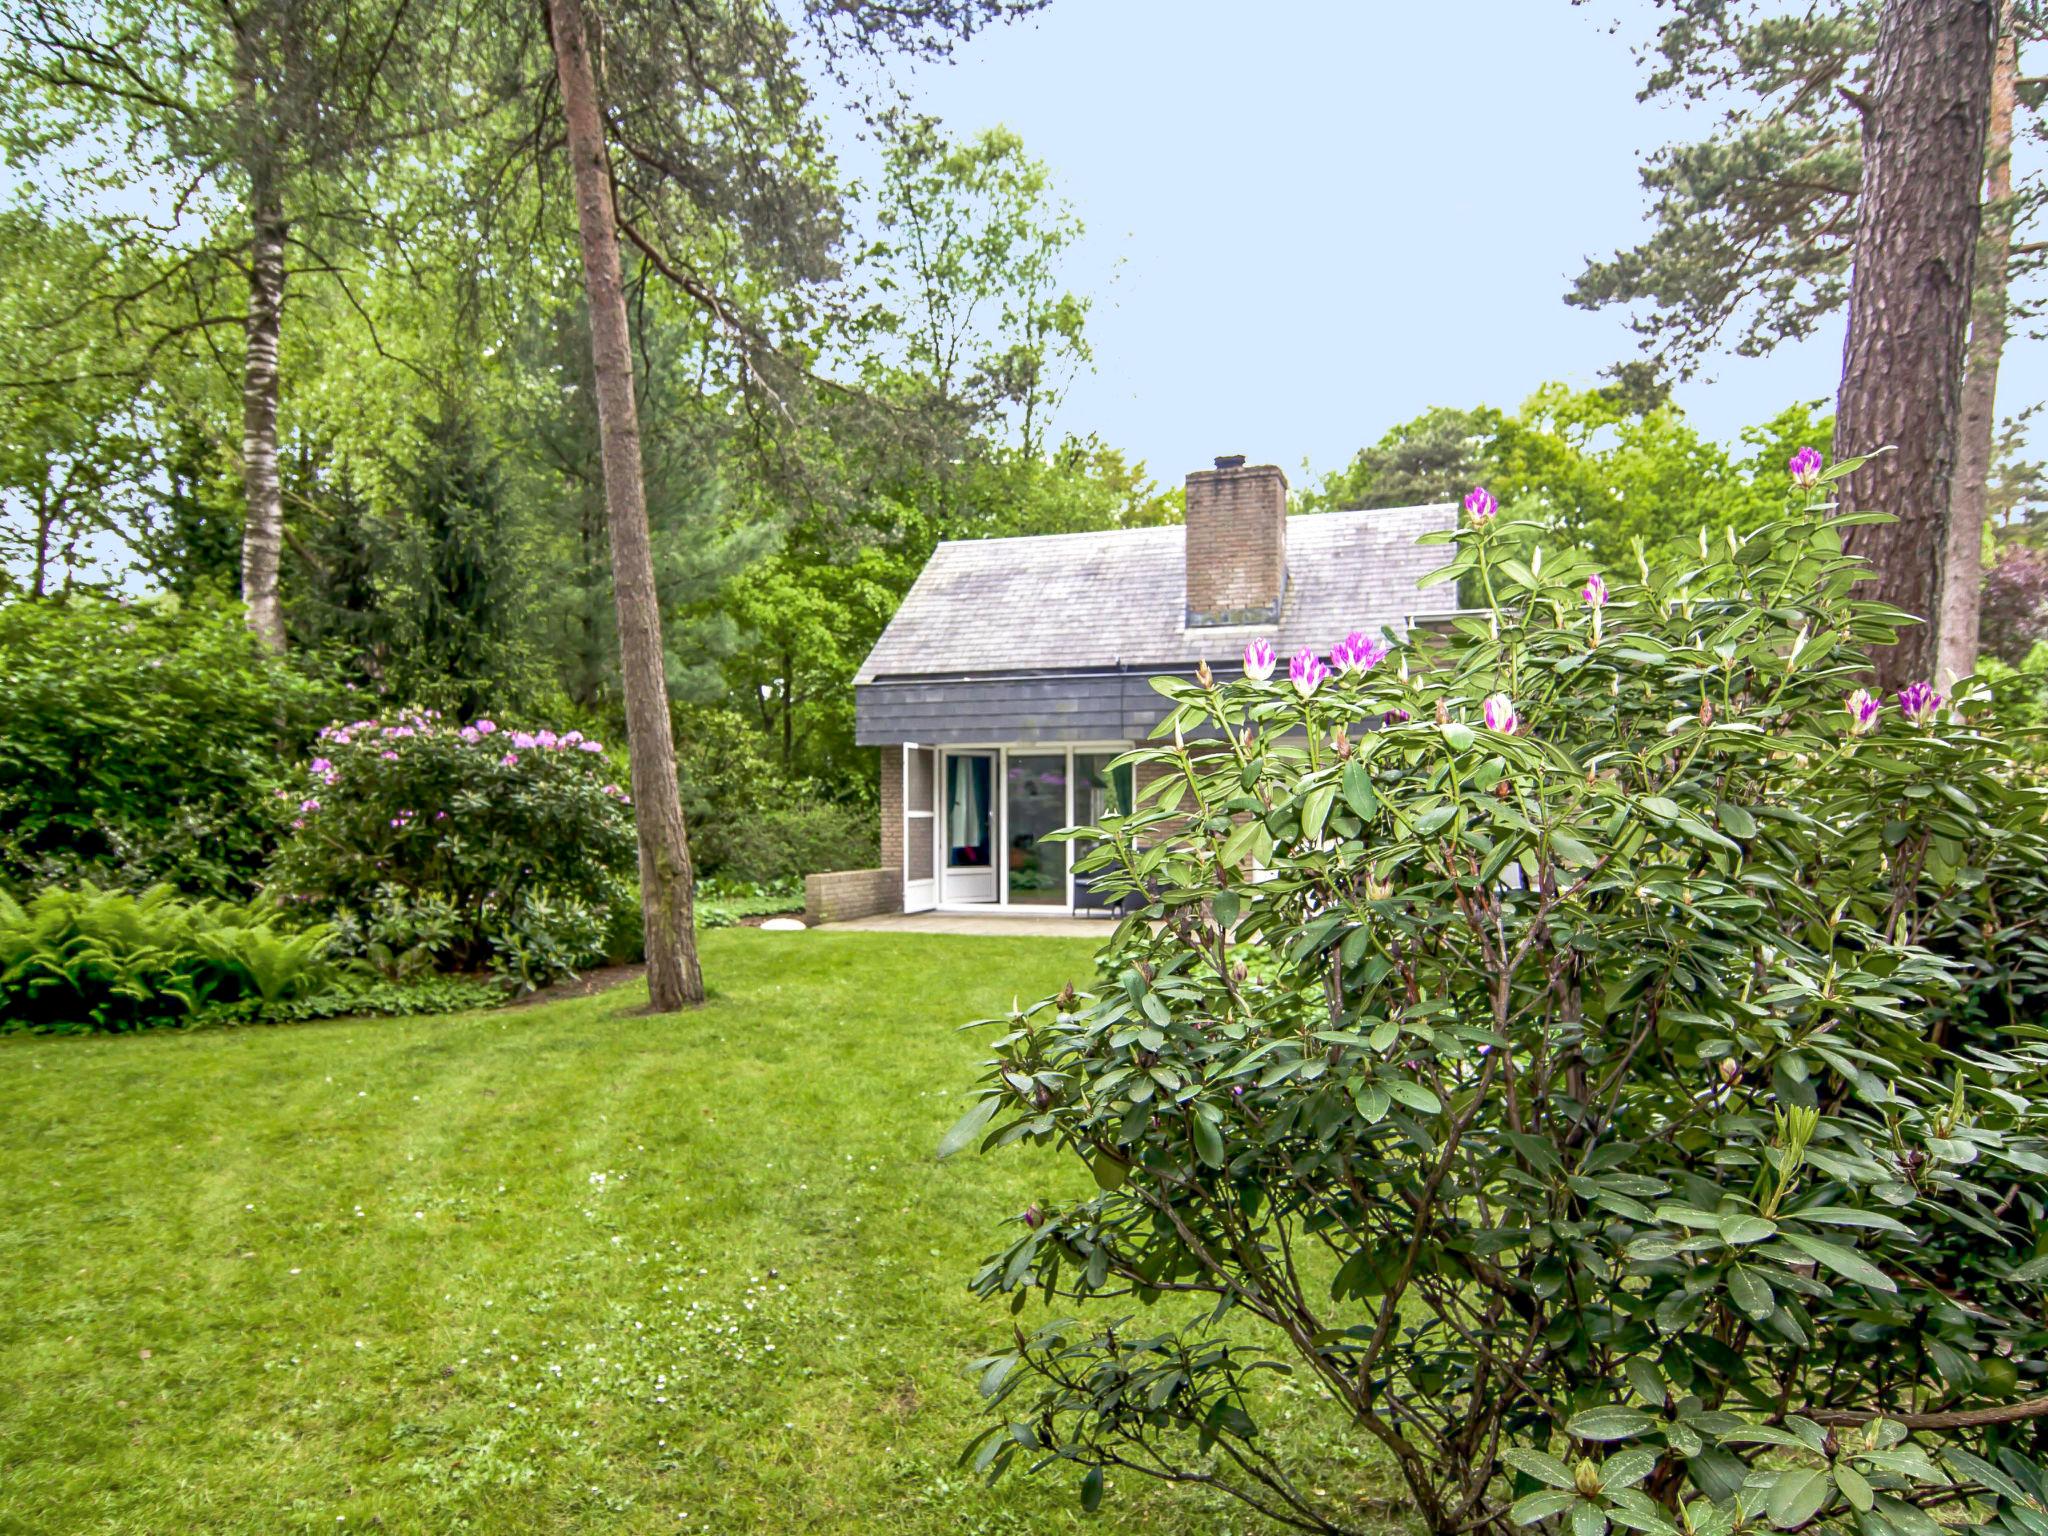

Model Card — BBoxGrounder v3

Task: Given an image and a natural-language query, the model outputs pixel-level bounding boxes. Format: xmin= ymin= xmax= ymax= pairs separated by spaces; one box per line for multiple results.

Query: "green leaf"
xmin=1639 ymin=796 xmax=1681 ymax=822
xmin=1622 ymin=1357 xmax=1668 ymax=1408
xmin=1340 ymin=761 xmax=1378 ymax=819
xmin=1191 ymin=1116 xmax=1225 ymax=1169
xmin=1725 ymin=1264 xmax=1775 ymax=1321
xmin=1510 ymin=1490 xmax=1577 ymax=1525
xmin=1567 ymin=1406 xmax=1654 ymax=1441
xmin=1833 ymin=1461 xmax=1874 ymax=1513
xmin=937 ymin=1096 xmax=1001 ymax=1160
xmin=1765 ymin=1467 xmax=1832 ymax=1529
xmin=1502 ymin=1447 xmax=1578 ymax=1490
xmin=1210 ymin=889 xmax=1239 ymax=930
xmin=1382 ymin=1077 xmax=1442 ymax=1115
xmin=1717 ymin=1213 xmax=1777 ymax=1245
xmin=1782 ymin=1231 xmax=1898 ymax=1293
xmin=1302 ymin=783 xmax=1336 ymax=843
xmin=1090 ymin=1151 xmax=1129 ymax=1192
xmin=1716 ymin=802 xmax=1758 ymax=839
xmin=1080 ymin=1464 xmax=1103 ymax=1512
xmin=1413 ymin=804 xmax=1456 ymax=837
xmin=1218 ymin=820 xmax=1262 ymax=868
xmin=1550 ymin=830 xmax=1599 ymax=868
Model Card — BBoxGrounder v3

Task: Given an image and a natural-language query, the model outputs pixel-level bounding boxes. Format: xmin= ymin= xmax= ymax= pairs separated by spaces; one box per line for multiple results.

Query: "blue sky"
xmin=826 ymin=0 xmax=2042 ymax=491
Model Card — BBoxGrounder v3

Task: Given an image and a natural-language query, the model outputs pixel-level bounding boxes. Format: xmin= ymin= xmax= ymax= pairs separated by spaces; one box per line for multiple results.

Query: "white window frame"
xmin=925 ymin=743 xmax=1132 ymax=915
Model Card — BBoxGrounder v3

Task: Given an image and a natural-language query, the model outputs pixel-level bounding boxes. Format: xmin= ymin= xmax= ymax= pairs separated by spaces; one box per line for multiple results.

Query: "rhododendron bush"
xmin=948 ymin=457 xmax=2048 ymax=1536
xmin=265 ymin=711 xmax=636 ymax=988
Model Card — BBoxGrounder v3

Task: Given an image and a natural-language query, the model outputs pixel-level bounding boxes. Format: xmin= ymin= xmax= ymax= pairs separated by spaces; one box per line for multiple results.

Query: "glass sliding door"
xmin=1072 ymin=752 xmax=1135 ymax=912
xmin=942 ymin=751 xmax=996 ymax=904
xmin=1005 ymin=754 xmax=1069 ymax=906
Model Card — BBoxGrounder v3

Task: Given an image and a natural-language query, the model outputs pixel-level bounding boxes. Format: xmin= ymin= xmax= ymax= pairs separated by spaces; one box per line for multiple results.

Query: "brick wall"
xmin=1184 ymin=461 xmax=1288 ymax=624
xmin=804 ymin=868 xmax=902 ymax=925
xmin=879 ymin=743 xmax=903 ymax=879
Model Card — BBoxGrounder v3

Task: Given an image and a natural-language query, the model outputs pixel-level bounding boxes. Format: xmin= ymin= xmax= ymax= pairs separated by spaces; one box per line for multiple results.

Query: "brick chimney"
xmin=1184 ymin=455 xmax=1288 ymax=627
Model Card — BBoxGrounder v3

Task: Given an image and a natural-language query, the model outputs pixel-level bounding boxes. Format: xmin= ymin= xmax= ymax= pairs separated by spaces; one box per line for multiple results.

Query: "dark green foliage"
xmin=0 ymin=883 xmax=333 ymax=1033
xmin=0 ymin=593 xmax=332 ymax=898
xmin=952 ymin=466 xmax=2048 ymax=1534
xmin=290 ymin=410 xmax=554 ymax=717
xmin=249 ymin=971 xmax=507 ymax=1023
xmin=691 ymin=798 xmax=876 ymax=888
xmin=695 ymin=878 xmax=805 ymax=929
xmin=264 ymin=711 xmax=637 ymax=989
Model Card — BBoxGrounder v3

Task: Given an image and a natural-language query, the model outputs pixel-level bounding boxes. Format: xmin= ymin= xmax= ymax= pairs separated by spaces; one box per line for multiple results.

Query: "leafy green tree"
xmin=861 ymin=113 xmax=1092 ymax=460
xmin=0 ymin=213 xmax=157 ymax=596
xmin=2 ymin=0 xmax=465 ymax=648
xmin=1305 ymin=386 xmax=1831 ymax=571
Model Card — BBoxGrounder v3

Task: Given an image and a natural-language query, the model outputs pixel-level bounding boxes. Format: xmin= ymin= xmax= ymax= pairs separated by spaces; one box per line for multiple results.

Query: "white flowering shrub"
xmin=948 ymin=458 xmax=2048 ymax=1535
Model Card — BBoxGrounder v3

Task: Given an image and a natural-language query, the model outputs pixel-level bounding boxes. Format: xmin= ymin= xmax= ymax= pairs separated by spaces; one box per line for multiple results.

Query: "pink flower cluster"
xmin=289 ymin=711 xmax=622 ymax=835
xmin=1240 ymin=630 xmax=1391 ymax=698
xmin=1846 ymin=679 xmax=1945 ymax=735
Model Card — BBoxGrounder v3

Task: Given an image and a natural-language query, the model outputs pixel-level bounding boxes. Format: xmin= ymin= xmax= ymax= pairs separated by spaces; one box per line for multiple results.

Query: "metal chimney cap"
xmin=1213 ymin=453 xmax=1247 ymax=470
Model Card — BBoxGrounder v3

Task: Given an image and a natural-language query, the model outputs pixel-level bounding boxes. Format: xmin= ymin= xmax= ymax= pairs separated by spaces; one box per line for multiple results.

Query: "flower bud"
xmin=1195 ymin=657 xmax=1214 ymax=688
xmin=1023 ymin=1204 xmax=1044 ymax=1229
xmin=1574 ymin=1459 xmax=1603 ymax=1498
xmin=1718 ymin=1057 xmax=1742 ymax=1087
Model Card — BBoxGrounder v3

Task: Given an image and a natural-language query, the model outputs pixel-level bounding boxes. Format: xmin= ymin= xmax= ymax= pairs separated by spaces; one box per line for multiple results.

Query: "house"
xmin=803 ymin=456 xmax=1462 ymax=923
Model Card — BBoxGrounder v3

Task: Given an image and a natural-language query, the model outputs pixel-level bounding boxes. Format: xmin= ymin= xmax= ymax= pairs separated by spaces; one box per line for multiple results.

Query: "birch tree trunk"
xmin=239 ymin=119 xmax=289 ymax=653
xmin=1936 ymin=0 xmax=2017 ymax=689
xmin=1833 ymin=0 xmax=1994 ymax=692
xmin=545 ymin=0 xmax=704 ymax=1010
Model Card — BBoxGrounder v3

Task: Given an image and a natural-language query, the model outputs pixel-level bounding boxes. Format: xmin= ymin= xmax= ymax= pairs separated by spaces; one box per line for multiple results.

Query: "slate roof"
xmin=854 ymin=503 xmax=1461 ymax=685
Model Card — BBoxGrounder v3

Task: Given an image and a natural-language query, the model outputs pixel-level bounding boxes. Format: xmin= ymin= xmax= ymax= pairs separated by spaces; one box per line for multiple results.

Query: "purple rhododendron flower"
xmin=578 ymin=740 xmax=604 ymax=753
xmin=1789 ymin=446 xmax=1825 ymax=488
xmin=1482 ymin=692 xmax=1520 ymax=735
xmin=1331 ymin=630 xmax=1387 ymax=675
xmin=1289 ymin=646 xmax=1328 ymax=699
xmin=1463 ymin=485 xmax=1498 ymax=524
xmin=308 ymin=757 xmax=332 ymax=776
xmin=501 ymin=752 xmax=520 ymax=767
xmin=1243 ymin=638 xmax=1276 ymax=682
xmin=1384 ymin=707 xmax=1412 ymax=724
xmin=1896 ymin=679 xmax=1945 ymax=726
xmin=511 ymin=731 xmax=539 ymax=750
xmin=475 ymin=719 xmax=497 ymax=735
xmin=299 ymin=798 xmax=321 ymax=813
xmin=380 ymin=750 xmax=399 ymax=761
xmin=1845 ymin=688 xmax=1882 ymax=735
xmin=1582 ymin=574 xmax=1608 ymax=607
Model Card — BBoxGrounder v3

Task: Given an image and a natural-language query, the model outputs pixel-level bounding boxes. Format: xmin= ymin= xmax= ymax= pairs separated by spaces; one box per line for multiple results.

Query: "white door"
xmin=940 ymin=751 xmax=998 ymax=904
xmin=902 ymin=746 xmax=937 ymax=912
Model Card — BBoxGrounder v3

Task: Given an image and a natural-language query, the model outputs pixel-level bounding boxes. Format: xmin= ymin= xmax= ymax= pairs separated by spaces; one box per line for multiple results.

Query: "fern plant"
xmin=0 ymin=884 xmax=334 ymax=1033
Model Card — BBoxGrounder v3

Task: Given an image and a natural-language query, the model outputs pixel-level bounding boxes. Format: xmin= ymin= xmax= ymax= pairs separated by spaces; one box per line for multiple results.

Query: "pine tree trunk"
xmin=546 ymin=0 xmax=704 ymax=1011
xmin=1833 ymin=0 xmax=1994 ymax=692
xmin=240 ymin=140 xmax=289 ymax=653
xmin=1936 ymin=0 xmax=2016 ymax=688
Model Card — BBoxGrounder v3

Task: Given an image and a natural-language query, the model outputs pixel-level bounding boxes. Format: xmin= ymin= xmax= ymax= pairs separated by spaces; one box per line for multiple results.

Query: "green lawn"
xmin=0 ymin=929 xmax=1396 ymax=1535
